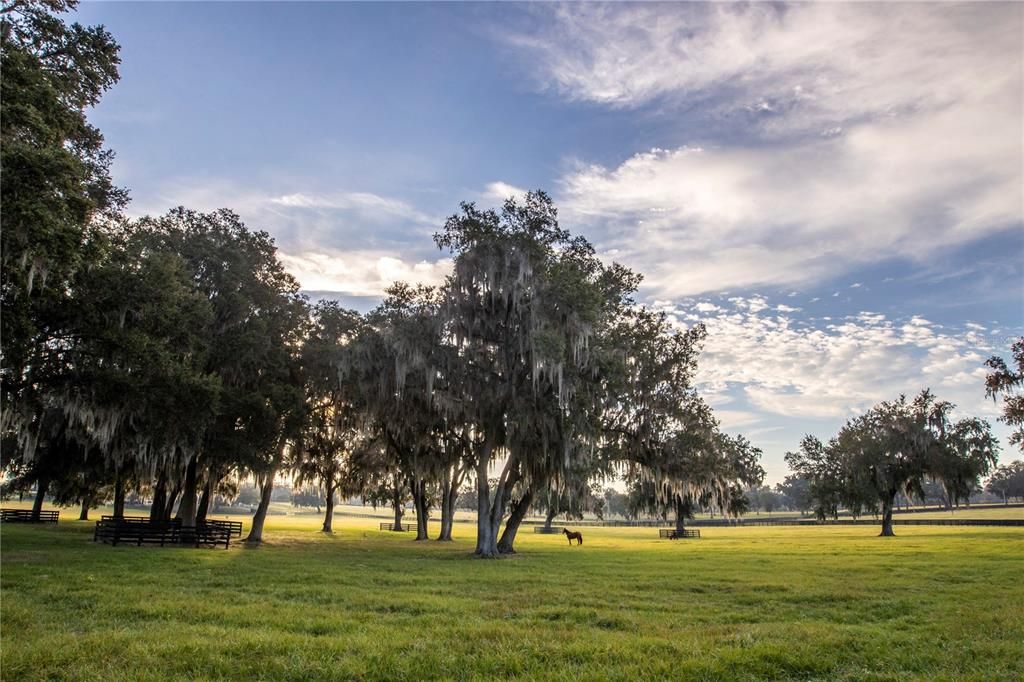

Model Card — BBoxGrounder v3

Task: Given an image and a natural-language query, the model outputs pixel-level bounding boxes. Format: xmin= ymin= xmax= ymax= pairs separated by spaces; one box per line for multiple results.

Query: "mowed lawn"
xmin=1 ymin=512 xmax=1022 ymax=681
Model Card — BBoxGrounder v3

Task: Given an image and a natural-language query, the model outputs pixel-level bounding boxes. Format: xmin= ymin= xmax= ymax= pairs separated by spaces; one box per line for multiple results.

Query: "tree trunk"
xmin=543 ymin=507 xmax=556 ymax=531
xmin=78 ymin=497 xmax=90 ymax=521
xmin=321 ymin=483 xmax=335 ymax=533
xmin=392 ymin=487 xmax=404 ymax=531
xmin=196 ymin=477 xmax=213 ymax=524
xmin=879 ymin=492 xmax=896 ymax=537
xmin=474 ymin=451 xmax=497 ymax=557
xmin=475 ymin=434 xmax=522 ymax=558
xmin=176 ymin=456 xmax=199 ymax=528
xmin=113 ymin=474 xmax=126 ymax=519
xmin=164 ymin=483 xmax=181 ymax=522
xmin=411 ymin=478 xmax=429 ymax=541
xmin=245 ymin=470 xmax=277 ymax=545
xmin=675 ymin=498 xmax=687 ymax=534
xmin=30 ymin=478 xmax=49 ymax=521
xmin=498 ymin=487 xmax=534 ymax=554
xmin=149 ymin=471 xmax=167 ymax=522
xmin=438 ymin=473 xmax=454 ymax=541
xmin=437 ymin=465 xmax=463 ymax=542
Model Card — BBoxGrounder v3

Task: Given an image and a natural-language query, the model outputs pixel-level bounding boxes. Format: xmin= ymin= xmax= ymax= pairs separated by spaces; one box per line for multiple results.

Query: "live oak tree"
xmin=986 ymin=460 xmax=1024 ymax=503
xmin=790 ymin=391 xmax=999 ymax=536
xmin=985 ymin=337 xmax=1023 ymax=451
xmin=1 ymin=0 xmax=127 ymax=517
xmin=774 ymin=474 xmax=814 ymax=515
xmin=129 ymin=208 xmax=307 ymax=540
xmin=784 ymin=436 xmax=849 ymax=521
xmin=434 ymin=192 xmax=643 ymax=557
xmin=1 ymin=221 xmax=219 ymax=521
xmin=628 ymin=428 xmax=765 ymax=533
xmin=356 ymin=284 xmax=450 ymax=540
xmin=293 ymin=301 xmax=366 ymax=533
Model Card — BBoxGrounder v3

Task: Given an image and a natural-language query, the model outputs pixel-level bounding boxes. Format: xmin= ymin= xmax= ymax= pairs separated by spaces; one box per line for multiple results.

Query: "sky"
xmin=75 ymin=2 xmax=1023 ymax=483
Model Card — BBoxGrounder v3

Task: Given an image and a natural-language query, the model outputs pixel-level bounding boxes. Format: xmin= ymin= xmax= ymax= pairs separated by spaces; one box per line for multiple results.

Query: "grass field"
xmin=2 ymin=508 xmax=1022 ymax=681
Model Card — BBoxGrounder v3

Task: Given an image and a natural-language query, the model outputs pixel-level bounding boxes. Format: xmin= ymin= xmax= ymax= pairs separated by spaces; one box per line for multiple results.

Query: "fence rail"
xmin=0 ymin=509 xmax=59 ymax=523
xmin=522 ymin=517 xmax=1023 ymax=528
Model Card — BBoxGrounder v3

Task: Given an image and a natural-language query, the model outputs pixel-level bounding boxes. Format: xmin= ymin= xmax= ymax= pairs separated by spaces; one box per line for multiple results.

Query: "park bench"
xmin=204 ymin=518 xmax=243 ymax=538
xmin=379 ymin=522 xmax=416 ymax=531
xmin=94 ymin=516 xmax=231 ymax=548
xmin=94 ymin=517 xmax=181 ymax=546
xmin=0 ymin=509 xmax=59 ymax=523
xmin=189 ymin=523 xmax=233 ymax=549
xmin=659 ymin=528 xmax=700 ymax=539
xmin=533 ymin=526 xmax=563 ymax=534
xmin=99 ymin=515 xmax=241 ymax=537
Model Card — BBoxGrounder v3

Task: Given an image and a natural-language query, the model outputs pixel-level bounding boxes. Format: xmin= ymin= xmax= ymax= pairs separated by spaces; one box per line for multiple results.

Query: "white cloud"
xmin=278 ymin=250 xmax=453 ymax=297
xmin=484 ymin=181 xmax=529 ymax=203
xmin=506 ymin=3 xmax=1022 ymax=297
xmin=658 ymin=296 xmax=1005 ymax=422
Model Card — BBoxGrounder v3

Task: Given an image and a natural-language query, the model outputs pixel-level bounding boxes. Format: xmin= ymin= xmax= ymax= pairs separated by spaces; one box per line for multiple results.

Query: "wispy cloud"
xmin=268 ymin=191 xmax=434 ymax=225
xmin=502 ymin=3 xmax=1022 ymax=297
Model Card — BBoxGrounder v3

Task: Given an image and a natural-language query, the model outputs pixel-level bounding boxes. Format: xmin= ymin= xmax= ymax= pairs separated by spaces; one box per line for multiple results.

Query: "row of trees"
xmin=1 ymin=2 xmax=764 ymax=556
xmin=985 ymin=461 xmax=1024 ymax=503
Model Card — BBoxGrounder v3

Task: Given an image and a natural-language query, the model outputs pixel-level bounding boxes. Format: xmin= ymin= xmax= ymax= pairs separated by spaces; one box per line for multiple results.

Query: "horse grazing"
xmin=562 ymin=528 xmax=583 ymax=546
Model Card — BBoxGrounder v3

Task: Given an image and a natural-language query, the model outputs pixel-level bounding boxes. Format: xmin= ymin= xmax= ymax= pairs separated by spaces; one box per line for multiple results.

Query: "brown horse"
xmin=562 ymin=528 xmax=583 ymax=546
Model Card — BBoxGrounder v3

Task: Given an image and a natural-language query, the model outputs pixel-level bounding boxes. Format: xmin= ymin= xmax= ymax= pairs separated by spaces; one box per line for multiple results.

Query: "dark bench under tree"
xmin=659 ymin=528 xmax=700 ymax=539
xmin=94 ymin=516 xmax=231 ymax=548
xmin=379 ymin=522 xmax=416 ymax=531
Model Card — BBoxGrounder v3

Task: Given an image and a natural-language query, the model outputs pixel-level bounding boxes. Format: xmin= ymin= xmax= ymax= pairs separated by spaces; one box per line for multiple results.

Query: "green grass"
xmin=2 ymin=512 xmax=1022 ymax=681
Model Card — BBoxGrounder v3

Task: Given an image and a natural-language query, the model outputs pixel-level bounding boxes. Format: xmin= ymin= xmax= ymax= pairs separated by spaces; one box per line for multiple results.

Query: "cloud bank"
xmin=504 ymin=3 xmax=1022 ymax=297
xmin=658 ymin=296 xmax=1007 ymax=424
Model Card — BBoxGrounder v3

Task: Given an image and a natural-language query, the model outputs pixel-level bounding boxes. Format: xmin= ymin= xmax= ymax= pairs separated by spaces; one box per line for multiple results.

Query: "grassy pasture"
xmin=1 ymin=510 xmax=1022 ymax=681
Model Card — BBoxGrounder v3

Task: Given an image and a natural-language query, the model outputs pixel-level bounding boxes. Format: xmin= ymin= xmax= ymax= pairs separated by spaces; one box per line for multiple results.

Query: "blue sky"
xmin=76 ymin=2 xmax=1022 ymax=482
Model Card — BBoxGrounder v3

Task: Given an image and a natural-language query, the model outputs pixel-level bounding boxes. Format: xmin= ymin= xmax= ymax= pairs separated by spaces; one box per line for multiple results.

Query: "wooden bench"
xmin=659 ymin=528 xmax=700 ymax=539
xmin=94 ymin=517 xmax=231 ymax=548
xmin=533 ymin=526 xmax=563 ymax=534
xmin=188 ymin=523 xmax=233 ymax=549
xmin=204 ymin=519 xmax=243 ymax=538
xmin=94 ymin=518 xmax=181 ymax=546
xmin=379 ymin=522 xmax=416 ymax=531
xmin=97 ymin=515 xmax=241 ymax=537
xmin=0 ymin=509 xmax=59 ymax=523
